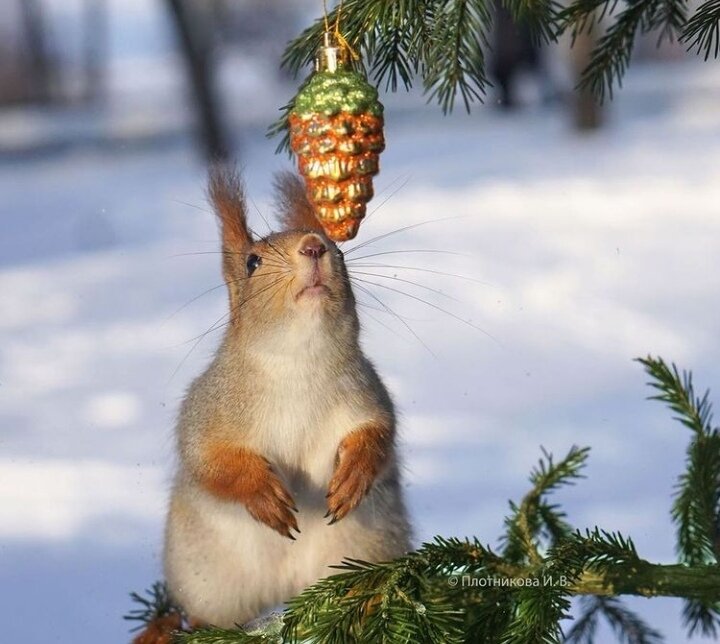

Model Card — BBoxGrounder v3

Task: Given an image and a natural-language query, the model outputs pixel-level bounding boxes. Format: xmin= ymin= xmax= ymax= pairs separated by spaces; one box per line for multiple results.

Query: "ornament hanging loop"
xmin=318 ymin=0 xmax=358 ymax=72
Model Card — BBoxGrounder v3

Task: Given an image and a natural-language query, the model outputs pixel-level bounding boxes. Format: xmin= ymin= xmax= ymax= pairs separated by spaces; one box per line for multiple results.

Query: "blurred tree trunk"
xmin=570 ymin=29 xmax=603 ymax=130
xmin=19 ymin=0 xmax=53 ymax=103
xmin=165 ymin=0 xmax=229 ymax=161
xmin=82 ymin=0 xmax=109 ymax=102
xmin=491 ymin=0 xmax=540 ymax=110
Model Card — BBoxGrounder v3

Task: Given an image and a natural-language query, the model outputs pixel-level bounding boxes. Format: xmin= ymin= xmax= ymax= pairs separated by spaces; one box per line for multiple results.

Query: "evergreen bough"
xmin=126 ymin=356 xmax=720 ymax=642
xmin=269 ymin=0 xmax=720 ymax=145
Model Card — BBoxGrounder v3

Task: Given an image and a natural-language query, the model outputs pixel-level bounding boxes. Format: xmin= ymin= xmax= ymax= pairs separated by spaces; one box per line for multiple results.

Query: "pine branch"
xmin=175 ymin=629 xmax=277 ymax=644
xmin=501 ymin=0 xmax=562 ymax=42
xmin=638 ymin=356 xmax=720 ymax=565
xmin=423 ymin=0 xmax=492 ymax=112
xmin=280 ymin=538 xmax=493 ymax=643
xmin=174 ymin=615 xmax=285 ymax=643
xmin=681 ymin=0 xmax=720 ymax=60
xmin=274 ymin=0 xmax=720 ymax=127
xmin=124 ymin=582 xmax=182 ymax=632
xmin=501 ymin=581 xmax=570 ymax=643
xmin=502 ymin=446 xmax=589 ymax=565
xmin=673 ymin=432 xmax=720 ymax=565
xmin=368 ymin=1 xmax=434 ymax=92
xmin=277 ymin=0 xmax=492 ymax=118
xmin=270 ymin=0 xmax=431 ymax=151
xmin=569 ymin=528 xmax=639 ymax=571
xmin=266 ymin=85 xmax=302 ymax=156
xmin=565 ymin=596 xmax=602 ymax=643
xmin=136 ymin=531 xmax=720 ymax=643
xmin=682 ymin=598 xmax=720 ymax=638
xmin=501 ymin=555 xmax=577 ymax=643
xmin=560 ymin=0 xmax=689 ymax=100
xmin=462 ymin=587 xmax=516 ymax=641
xmin=598 ymin=596 xmax=664 ymax=644
xmin=637 ymin=356 xmax=714 ymax=436
xmin=552 ymin=0 xmax=613 ymax=44
xmin=538 ymin=502 xmax=574 ymax=545
xmin=566 ymin=596 xmax=663 ymax=644
xmin=280 ymin=0 xmax=430 ymax=88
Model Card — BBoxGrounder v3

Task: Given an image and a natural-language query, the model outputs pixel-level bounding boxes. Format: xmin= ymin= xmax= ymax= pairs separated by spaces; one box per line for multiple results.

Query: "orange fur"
xmin=274 ymin=172 xmax=324 ymax=233
xmin=208 ymin=165 xmax=253 ymax=252
xmin=187 ymin=617 xmax=208 ymax=630
xmin=197 ymin=441 xmax=299 ymax=539
xmin=132 ymin=613 xmax=182 ymax=644
xmin=326 ymin=423 xmax=391 ymax=523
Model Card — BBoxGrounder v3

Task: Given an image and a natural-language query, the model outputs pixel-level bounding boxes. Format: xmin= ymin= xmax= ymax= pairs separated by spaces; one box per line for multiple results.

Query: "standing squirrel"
xmin=146 ymin=168 xmax=411 ymax=636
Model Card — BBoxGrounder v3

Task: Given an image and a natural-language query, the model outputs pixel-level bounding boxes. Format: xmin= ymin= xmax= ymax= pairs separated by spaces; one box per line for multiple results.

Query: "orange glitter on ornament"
xmin=289 ymin=111 xmax=384 ymax=241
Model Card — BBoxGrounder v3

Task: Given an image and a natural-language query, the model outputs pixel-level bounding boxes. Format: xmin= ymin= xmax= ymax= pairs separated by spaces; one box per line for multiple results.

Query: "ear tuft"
xmin=274 ymin=172 xmax=324 ymax=233
xmin=208 ymin=165 xmax=252 ymax=251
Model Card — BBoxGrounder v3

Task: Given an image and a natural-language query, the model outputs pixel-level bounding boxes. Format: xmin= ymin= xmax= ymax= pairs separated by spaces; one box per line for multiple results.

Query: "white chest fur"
xmin=242 ymin=334 xmax=364 ymax=488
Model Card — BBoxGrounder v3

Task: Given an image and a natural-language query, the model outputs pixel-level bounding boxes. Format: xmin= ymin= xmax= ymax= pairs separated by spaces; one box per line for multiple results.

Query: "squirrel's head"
xmin=208 ymin=167 xmax=358 ymax=344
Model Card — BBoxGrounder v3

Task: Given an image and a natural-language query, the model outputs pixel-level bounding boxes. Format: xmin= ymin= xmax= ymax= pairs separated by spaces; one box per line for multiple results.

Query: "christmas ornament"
xmin=289 ymin=33 xmax=384 ymax=242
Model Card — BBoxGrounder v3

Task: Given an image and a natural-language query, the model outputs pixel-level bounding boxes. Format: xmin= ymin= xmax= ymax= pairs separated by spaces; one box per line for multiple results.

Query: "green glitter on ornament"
xmin=293 ymin=71 xmax=382 ymax=118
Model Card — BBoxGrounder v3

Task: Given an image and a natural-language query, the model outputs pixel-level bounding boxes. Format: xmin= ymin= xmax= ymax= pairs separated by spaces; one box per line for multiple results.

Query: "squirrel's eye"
xmin=246 ymin=254 xmax=262 ymax=276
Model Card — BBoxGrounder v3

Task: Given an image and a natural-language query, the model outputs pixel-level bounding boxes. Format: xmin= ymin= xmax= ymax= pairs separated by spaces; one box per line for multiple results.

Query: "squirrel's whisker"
xmin=348 ymin=270 xmax=461 ymax=303
xmin=343 ymin=214 xmax=467 ymax=257
xmin=357 ymin=306 xmax=414 ymax=344
xmin=368 ymin=173 xmax=409 ymax=203
xmin=351 ymin=276 xmax=498 ymax=344
xmin=357 ymin=175 xmax=412 ymax=225
xmin=350 ymin=278 xmax=434 ymax=356
xmin=349 ymin=262 xmax=491 ymax=286
xmin=165 ymin=271 xmax=291 ymax=323
xmin=168 ymin=274 xmax=290 ymax=381
xmin=349 ymin=280 xmax=425 ymax=323
xmin=249 ymin=198 xmax=273 ymax=236
xmin=233 ymin=275 xmax=291 ymax=309
xmin=346 ymin=249 xmax=469 ymax=263
xmin=262 ymin=236 xmax=290 ymax=264
xmin=353 ymin=298 xmax=389 ymax=315
xmin=174 ymin=276 xmax=288 ymax=348
xmin=170 ymin=199 xmax=213 ymax=214
xmin=166 ymin=250 xmax=287 ymax=269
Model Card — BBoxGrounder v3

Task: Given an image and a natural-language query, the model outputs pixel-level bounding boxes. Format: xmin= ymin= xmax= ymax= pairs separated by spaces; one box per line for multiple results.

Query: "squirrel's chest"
xmin=259 ymin=376 xmax=322 ymax=434
xmin=251 ymin=371 xmax=332 ymax=443
xmin=249 ymin=372 xmax=360 ymax=481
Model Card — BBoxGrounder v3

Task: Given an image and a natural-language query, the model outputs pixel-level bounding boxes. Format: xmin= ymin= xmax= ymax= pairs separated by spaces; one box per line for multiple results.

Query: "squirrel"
xmin=140 ymin=167 xmax=412 ymax=637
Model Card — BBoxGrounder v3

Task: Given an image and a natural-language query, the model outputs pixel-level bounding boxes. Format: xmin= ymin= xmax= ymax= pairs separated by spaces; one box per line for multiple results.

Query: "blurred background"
xmin=1 ymin=1 xmax=719 ymax=641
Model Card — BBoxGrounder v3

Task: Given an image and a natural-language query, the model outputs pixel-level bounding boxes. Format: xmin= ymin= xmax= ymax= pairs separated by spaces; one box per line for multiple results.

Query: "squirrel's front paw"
xmin=199 ymin=444 xmax=300 ymax=539
xmin=245 ymin=462 xmax=300 ymax=539
xmin=326 ymin=425 xmax=388 ymax=524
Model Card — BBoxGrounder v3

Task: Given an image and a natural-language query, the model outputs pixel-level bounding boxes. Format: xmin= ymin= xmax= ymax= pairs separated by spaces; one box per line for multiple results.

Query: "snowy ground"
xmin=2 ymin=60 xmax=720 ymax=642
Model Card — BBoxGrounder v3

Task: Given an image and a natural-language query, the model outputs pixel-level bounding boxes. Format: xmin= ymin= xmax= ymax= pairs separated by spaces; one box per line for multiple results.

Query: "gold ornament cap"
xmin=315 ymin=32 xmax=350 ymax=73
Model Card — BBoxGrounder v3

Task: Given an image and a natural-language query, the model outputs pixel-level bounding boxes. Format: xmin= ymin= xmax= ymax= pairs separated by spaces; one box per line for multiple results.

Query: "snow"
xmin=2 ymin=56 xmax=720 ymax=642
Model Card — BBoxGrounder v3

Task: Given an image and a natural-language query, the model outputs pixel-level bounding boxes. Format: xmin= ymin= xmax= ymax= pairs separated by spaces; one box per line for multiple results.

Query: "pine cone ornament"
xmin=289 ymin=36 xmax=384 ymax=242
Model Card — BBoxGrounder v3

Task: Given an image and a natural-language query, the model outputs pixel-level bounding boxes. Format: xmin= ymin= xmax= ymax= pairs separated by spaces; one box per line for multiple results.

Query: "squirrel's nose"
xmin=299 ymin=235 xmax=327 ymax=259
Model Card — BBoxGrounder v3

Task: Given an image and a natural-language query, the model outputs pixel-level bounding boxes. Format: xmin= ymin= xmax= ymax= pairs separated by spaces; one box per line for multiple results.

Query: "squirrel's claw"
xmin=326 ymin=424 xmax=388 ymax=524
xmin=326 ymin=453 xmax=375 ymax=524
xmin=244 ymin=467 xmax=300 ymax=540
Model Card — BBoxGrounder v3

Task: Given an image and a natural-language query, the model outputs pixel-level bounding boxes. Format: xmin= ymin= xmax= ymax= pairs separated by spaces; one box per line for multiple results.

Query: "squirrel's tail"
xmin=131 ymin=613 xmax=183 ymax=644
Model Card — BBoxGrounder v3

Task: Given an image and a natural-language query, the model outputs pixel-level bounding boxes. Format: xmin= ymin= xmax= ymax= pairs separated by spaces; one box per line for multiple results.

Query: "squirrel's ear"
xmin=208 ymin=165 xmax=253 ymax=252
xmin=274 ymin=172 xmax=324 ymax=233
